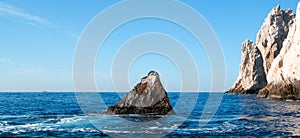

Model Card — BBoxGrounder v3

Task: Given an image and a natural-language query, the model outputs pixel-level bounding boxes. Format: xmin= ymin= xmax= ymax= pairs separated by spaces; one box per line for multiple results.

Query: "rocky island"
xmin=227 ymin=2 xmax=300 ymax=100
xmin=105 ymin=71 xmax=174 ymax=115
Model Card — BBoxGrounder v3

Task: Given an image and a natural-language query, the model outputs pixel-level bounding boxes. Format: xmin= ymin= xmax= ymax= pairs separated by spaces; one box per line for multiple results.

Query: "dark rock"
xmin=257 ymin=81 xmax=300 ymax=100
xmin=104 ymin=71 xmax=174 ymax=115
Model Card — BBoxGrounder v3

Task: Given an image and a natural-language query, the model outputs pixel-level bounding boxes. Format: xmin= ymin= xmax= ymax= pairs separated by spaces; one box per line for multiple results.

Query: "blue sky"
xmin=0 ymin=0 xmax=299 ymax=92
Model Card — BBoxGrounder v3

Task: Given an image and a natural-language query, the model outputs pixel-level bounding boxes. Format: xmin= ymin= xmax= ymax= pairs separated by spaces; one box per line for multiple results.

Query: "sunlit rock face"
xmin=256 ymin=5 xmax=295 ymax=74
xmin=228 ymin=3 xmax=297 ymax=96
xmin=227 ymin=40 xmax=267 ymax=94
xmin=105 ymin=71 xmax=174 ymax=115
xmin=258 ymin=2 xmax=300 ymax=100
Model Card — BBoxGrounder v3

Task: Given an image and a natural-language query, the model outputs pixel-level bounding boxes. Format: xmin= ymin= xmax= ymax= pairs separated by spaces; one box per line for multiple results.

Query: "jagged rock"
xmin=257 ymin=2 xmax=300 ymax=100
xmin=104 ymin=71 xmax=174 ymax=115
xmin=228 ymin=4 xmax=296 ymax=95
xmin=256 ymin=5 xmax=295 ymax=74
xmin=226 ymin=40 xmax=267 ymax=94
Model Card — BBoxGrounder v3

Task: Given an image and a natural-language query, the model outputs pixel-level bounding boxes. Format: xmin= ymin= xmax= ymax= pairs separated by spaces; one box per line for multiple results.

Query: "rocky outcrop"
xmin=227 ymin=4 xmax=296 ymax=95
xmin=227 ymin=40 xmax=267 ymax=94
xmin=104 ymin=71 xmax=174 ymax=115
xmin=256 ymin=5 xmax=295 ymax=74
xmin=257 ymin=3 xmax=300 ymax=100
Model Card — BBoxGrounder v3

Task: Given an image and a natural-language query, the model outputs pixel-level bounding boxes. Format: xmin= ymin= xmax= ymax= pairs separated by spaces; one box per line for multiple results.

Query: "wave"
xmin=0 ymin=115 xmax=97 ymax=135
xmin=56 ymin=116 xmax=86 ymax=125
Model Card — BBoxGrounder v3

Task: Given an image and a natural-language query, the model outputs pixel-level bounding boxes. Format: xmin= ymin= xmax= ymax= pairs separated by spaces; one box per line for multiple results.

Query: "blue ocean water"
xmin=0 ymin=92 xmax=299 ymax=137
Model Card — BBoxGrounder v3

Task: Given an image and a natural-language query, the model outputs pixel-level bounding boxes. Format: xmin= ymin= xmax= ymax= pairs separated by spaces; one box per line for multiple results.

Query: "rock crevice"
xmin=257 ymin=3 xmax=300 ymax=99
xmin=256 ymin=5 xmax=295 ymax=74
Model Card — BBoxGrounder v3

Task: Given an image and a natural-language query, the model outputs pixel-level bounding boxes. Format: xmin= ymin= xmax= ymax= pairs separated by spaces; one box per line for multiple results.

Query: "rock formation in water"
xmin=227 ymin=40 xmax=267 ymax=94
xmin=227 ymin=3 xmax=297 ymax=96
xmin=256 ymin=5 xmax=295 ymax=74
xmin=257 ymin=3 xmax=300 ymax=100
xmin=105 ymin=71 xmax=174 ymax=114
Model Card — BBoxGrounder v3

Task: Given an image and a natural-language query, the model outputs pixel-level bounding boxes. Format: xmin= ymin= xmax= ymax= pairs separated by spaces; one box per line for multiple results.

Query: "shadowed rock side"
xmin=257 ymin=81 xmax=300 ymax=100
xmin=227 ymin=40 xmax=267 ymax=94
xmin=105 ymin=71 xmax=174 ymax=115
xmin=227 ymin=4 xmax=296 ymax=95
xmin=257 ymin=2 xmax=300 ymax=100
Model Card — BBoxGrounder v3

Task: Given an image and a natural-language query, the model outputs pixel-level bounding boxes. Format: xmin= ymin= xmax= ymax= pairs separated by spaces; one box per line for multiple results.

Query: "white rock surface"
xmin=267 ymin=3 xmax=300 ymax=84
xmin=227 ymin=40 xmax=267 ymax=94
xmin=256 ymin=5 xmax=295 ymax=74
xmin=260 ymin=2 xmax=300 ymax=92
xmin=257 ymin=2 xmax=300 ymax=99
xmin=228 ymin=3 xmax=297 ymax=95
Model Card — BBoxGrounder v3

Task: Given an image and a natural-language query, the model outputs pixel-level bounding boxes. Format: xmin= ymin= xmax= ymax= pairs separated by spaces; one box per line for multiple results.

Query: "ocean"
xmin=0 ymin=92 xmax=299 ymax=137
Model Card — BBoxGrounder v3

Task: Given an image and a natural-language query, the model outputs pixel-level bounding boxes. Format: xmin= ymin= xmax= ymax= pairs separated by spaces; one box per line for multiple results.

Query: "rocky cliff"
xmin=257 ymin=3 xmax=300 ymax=100
xmin=227 ymin=40 xmax=267 ymax=94
xmin=228 ymin=3 xmax=299 ymax=98
xmin=256 ymin=5 xmax=295 ymax=74
xmin=104 ymin=71 xmax=174 ymax=114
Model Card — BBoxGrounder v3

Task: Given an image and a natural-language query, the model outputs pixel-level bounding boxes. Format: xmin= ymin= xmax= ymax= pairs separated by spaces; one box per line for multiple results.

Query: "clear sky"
xmin=0 ymin=0 xmax=299 ymax=92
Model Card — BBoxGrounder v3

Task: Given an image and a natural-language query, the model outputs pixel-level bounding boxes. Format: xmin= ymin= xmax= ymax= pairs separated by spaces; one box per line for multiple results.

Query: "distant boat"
xmin=42 ymin=91 xmax=48 ymax=93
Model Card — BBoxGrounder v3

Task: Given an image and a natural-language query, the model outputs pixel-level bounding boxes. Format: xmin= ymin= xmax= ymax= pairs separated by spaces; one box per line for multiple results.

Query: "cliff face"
xmin=227 ymin=5 xmax=295 ymax=94
xmin=256 ymin=5 xmax=295 ymax=74
xmin=227 ymin=3 xmax=297 ymax=96
xmin=105 ymin=71 xmax=174 ymax=114
xmin=227 ymin=40 xmax=267 ymax=94
xmin=257 ymin=3 xmax=300 ymax=100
